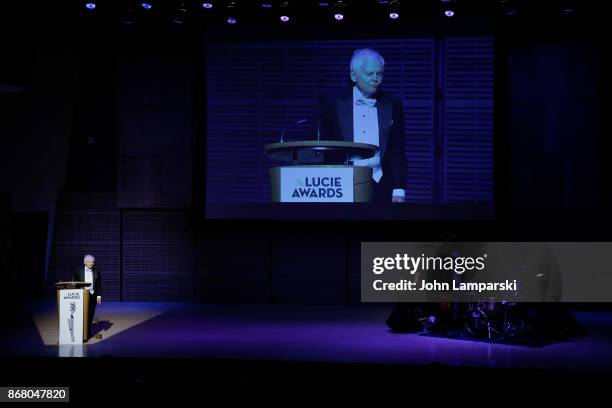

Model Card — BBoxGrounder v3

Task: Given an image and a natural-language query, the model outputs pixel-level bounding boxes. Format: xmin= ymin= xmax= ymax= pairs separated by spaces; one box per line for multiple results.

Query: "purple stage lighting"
xmin=279 ymin=1 xmax=291 ymax=21
xmin=227 ymin=17 xmax=237 ymax=24
xmin=388 ymin=0 xmax=400 ymax=20
xmin=332 ymin=1 xmax=345 ymax=21
xmin=141 ymin=2 xmax=152 ymax=10
xmin=444 ymin=10 xmax=455 ymax=17
xmin=85 ymin=2 xmax=96 ymax=10
xmin=202 ymin=2 xmax=213 ymax=9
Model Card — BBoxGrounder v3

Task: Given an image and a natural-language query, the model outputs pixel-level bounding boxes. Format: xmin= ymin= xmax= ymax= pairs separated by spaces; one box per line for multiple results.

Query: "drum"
xmin=464 ymin=301 xmax=526 ymax=339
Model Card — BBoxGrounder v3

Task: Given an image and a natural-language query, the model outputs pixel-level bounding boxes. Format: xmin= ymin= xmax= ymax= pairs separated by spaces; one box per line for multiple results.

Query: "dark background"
xmin=1 ymin=1 xmax=610 ymax=308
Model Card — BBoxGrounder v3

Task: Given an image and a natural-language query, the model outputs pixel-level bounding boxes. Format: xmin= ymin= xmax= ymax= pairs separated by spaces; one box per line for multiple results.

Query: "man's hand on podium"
xmin=97 ymin=296 xmax=102 ymax=305
xmin=392 ymin=195 xmax=406 ymax=203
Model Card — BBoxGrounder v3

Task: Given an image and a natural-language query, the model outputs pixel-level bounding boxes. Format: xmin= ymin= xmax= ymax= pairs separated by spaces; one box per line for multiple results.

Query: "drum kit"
xmin=421 ymin=301 xmax=528 ymax=340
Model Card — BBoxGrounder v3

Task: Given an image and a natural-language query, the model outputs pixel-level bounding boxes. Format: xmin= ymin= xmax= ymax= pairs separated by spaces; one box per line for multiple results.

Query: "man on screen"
xmin=317 ymin=48 xmax=407 ymax=203
xmin=72 ymin=254 xmax=102 ymax=339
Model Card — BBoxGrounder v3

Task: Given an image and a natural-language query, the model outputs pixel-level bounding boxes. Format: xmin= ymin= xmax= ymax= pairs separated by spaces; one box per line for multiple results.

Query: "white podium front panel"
xmin=58 ymin=289 xmax=84 ymax=345
xmin=280 ymin=167 xmax=354 ymax=202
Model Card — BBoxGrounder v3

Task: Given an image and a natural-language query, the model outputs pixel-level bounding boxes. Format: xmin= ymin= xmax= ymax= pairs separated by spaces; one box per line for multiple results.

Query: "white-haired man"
xmin=317 ymin=48 xmax=407 ymax=203
xmin=72 ymin=254 xmax=102 ymax=339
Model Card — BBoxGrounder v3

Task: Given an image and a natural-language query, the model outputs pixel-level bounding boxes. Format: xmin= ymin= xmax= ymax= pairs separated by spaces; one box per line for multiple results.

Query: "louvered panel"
xmin=122 ymin=210 xmax=194 ymax=301
xmin=443 ymin=129 xmax=494 ymax=201
xmin=270 ymin=237 xmax=347 ymax=304
xmin=405 ymin=130 xmax=435 ymax=202
xmin=47 ymin=191 xmax=120 ymax=300
xmin=442 ymin=37 xmax=495 ymax=202
xmin=206 ymin=38 xmax=436 ymax=205
xmin=196 ymin=235 xmax=271 ymax=303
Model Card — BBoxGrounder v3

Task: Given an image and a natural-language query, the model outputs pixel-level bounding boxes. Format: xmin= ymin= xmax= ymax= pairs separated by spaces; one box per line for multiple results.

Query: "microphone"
xmin=279 ymin=118 xmax=309 ymax=143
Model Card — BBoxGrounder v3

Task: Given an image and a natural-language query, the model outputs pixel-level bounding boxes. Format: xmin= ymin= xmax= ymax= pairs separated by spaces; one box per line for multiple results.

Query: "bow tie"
xmin=355 ymin=97 xmax=377 ymax=108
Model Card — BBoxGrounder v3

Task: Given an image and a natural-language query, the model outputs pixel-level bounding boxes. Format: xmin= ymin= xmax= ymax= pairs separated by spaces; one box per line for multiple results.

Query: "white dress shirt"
xmin=351 ymin=86 xmax=406 ymax=199
xmin=84 ymin=267 xmax=94 ymax=295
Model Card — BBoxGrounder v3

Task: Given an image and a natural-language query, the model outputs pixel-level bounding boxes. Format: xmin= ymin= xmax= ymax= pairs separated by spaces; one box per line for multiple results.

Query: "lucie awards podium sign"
xmin=280 ymin=167 xmax=354 ymax=202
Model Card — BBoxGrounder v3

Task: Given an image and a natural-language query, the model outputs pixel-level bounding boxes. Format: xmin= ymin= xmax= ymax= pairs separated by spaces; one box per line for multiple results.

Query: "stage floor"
xmin=4 ymin=302 xmax=612 ymax=372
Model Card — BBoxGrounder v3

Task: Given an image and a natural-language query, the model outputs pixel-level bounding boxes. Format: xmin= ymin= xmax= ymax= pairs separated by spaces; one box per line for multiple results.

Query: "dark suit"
xmin=72 ymin=266 xmax=102 ymax=338
xmin=317 ymin=86 xmax=407 ymax=202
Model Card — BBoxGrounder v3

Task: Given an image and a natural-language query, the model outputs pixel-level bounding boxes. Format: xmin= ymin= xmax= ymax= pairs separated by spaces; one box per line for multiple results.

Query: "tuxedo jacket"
xmin=72 ymin=266 xmax=102 ymax=297
xmin=317 ymin=87 xmax=407 ymax=190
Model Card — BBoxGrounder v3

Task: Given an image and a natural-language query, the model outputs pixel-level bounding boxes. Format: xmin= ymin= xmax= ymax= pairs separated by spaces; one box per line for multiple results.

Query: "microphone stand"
xmin=280 ymin=118 xmax=309 ymax=143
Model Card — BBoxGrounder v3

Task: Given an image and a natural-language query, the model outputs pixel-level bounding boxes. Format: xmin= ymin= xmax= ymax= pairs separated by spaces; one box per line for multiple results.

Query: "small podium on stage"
xmin=55 ymin=281 xmax=91 ymax=344
xmin=264 ymin=141 xmax=377 ymax=202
